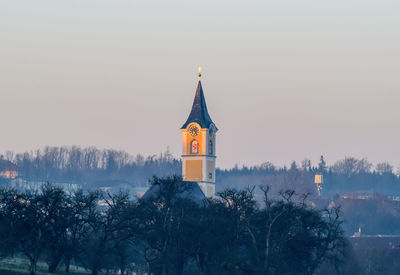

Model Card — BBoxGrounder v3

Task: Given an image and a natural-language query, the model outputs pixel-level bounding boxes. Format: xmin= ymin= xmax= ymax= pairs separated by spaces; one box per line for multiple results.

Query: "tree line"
xmin=218 ymin=156 xmax=400 ymax=197
xmin=0 ymin=146 xmax=180 ymax=186
xmin=2 ymin=147 xmax=400 ymax=196
xmin=0 ymin=177 xmax=347 ymax=275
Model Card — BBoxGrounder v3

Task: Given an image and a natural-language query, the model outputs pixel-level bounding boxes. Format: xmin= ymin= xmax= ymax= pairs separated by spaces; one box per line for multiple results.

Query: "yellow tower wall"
xmin=181 ymin=122 xmax=216 ymax=198
xmin=185 ymin=160 xmax=203 ymax=181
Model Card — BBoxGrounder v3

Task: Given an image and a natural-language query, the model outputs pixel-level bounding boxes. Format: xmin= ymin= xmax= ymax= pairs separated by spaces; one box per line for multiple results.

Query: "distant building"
xmin=352 ymin=227 xmax=362 ymax=238
xmin=342 ymin=192 xmax=386 ymax=200
xmin=0 ymin=159 xmax=18 ymax=179
xmin=180 ymin=70 xmax=218 ymax=198
xmin=314 ymin=174 xmax=323 ymax=196
xmin=142 ymin=69 xmax=218 ymax=201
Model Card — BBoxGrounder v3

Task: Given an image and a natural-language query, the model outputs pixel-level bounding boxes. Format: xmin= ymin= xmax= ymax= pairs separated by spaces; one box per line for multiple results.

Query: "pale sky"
xmin=1 ymin=0 xmax=400 ymax=169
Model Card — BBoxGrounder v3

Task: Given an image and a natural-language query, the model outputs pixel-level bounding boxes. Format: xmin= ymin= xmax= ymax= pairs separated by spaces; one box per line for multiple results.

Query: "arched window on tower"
xmin=208 ymin=139 xmax=213 ymax=155
xmin=191 ymin=139 xmax=199 ymax=154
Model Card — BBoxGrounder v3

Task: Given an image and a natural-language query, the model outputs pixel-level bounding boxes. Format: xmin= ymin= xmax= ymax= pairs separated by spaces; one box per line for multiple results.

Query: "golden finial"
xmin=198 ymin=66 xmax=202 ymax=80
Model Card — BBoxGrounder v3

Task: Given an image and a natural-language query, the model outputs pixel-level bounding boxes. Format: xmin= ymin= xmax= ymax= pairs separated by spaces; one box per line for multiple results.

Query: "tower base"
xmin=196 ymin=182 xmax=215 ymax=198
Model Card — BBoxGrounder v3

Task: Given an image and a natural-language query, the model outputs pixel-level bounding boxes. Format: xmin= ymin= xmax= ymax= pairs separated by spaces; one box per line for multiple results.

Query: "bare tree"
xmin=376 ymin=162 xmax=393 ymax=175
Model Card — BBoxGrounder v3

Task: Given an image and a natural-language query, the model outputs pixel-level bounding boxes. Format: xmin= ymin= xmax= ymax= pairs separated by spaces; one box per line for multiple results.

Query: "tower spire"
xmin=181 ymin=80 xmax=216 ymax=129
xmin=180 ymin=69 xmax=218 ymax=198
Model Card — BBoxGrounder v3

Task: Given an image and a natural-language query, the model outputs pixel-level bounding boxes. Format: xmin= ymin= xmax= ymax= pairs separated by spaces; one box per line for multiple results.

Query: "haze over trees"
xmin=0 ymin=146 xmax=180 ymax=189
xmin=1 ymin=148 xmax=400 ymax=274
xmin=0 ymin=178 xmax=348 ymax=275
xmin=2 ymin=147 xmax=400 ymax=236
xmin=1 ymin=146 xmax=400 ymax=197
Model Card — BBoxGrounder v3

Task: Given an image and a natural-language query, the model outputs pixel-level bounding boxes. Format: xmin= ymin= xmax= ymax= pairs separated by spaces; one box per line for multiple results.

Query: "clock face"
xmin=188 ymin=125 xmax=200 ymax=137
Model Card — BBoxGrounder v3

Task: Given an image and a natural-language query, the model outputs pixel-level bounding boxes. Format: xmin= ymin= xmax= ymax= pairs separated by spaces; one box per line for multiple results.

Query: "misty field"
xmin=0 ymin=258 xmax=89 ymax=275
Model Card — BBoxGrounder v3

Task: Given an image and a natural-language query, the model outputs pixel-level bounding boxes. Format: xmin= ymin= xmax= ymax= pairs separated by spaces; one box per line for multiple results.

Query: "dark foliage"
xmin=0 ymin=177 xmax=347 ymax=275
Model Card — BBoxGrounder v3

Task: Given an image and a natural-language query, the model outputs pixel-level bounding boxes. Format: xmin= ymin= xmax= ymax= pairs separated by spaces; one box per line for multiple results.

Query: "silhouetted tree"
xmin=318 ymin=155 xmax=327 ymax=173
xmin=376 ymin=162 xmax=393 ymax=175
xmin=62 ymin=189 xmax=100 ymax=273
xmin=0 ymin=178 xmax=360 ymax=275
xmin=0 ymin=187 xmax=50 ymax=275
xmin=82 ymin=191 xmax=137 ymax=275
xmin=138 ymin=176 xmax=203 ymax=275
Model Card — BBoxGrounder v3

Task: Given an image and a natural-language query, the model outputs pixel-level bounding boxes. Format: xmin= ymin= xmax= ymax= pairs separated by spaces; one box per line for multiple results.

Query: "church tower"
xmin=181 ymin=68 xmax=217 ymax=198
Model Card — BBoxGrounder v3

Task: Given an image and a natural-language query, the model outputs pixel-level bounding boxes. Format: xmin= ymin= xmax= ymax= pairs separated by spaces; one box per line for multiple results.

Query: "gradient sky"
xmin=1 ymin=0 xmax=400 ymax=169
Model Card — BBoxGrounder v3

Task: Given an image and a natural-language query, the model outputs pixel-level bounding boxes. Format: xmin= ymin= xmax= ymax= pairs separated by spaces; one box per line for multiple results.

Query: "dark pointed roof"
xmin=181 ymin=81 xmax=216 ymax=129
xmin=142 ymin=181 xmax=208 ymax=206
